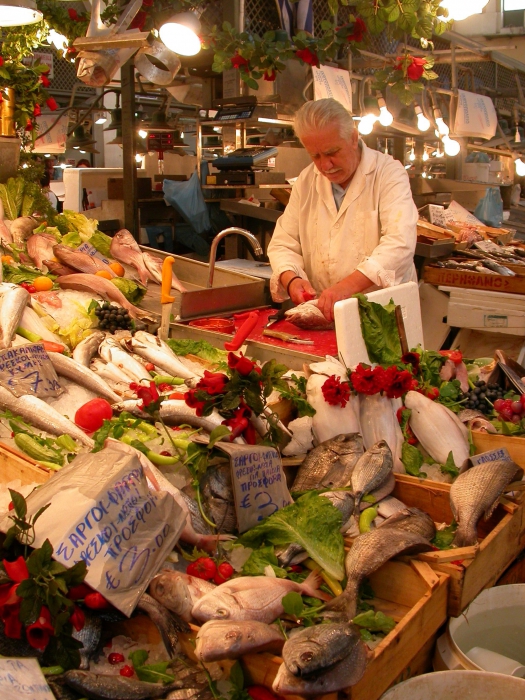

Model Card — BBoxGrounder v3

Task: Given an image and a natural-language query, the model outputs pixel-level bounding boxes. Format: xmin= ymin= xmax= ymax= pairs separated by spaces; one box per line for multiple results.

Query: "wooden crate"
xmin=393 ymin=474 xmax=524 ymax=617
xmin=0 ymin=440 xmax=51 ymax=486
xmin=472 ymin=430 xmax=525 ymax=470
xmin=423 ymin=266 xmax=525 ymax=295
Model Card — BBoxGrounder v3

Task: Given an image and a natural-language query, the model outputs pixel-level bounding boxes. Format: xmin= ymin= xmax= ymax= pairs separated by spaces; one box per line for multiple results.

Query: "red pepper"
xmin=288 ymin=564 xmax=303 ymax=573
xmin=84 ymin=591 xmax=111 ymax=609
xmin=187 ymin=557 xmax=217 ymax=581
xmin=169 ymin=392 xmax=186 ymax=400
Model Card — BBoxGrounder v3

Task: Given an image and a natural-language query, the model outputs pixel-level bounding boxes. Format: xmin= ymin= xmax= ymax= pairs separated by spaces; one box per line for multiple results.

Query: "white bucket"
xmin=434 ymin=584 xmax=525 ymax=675
xmin=380 ymin=670 xmax=525 ymax=699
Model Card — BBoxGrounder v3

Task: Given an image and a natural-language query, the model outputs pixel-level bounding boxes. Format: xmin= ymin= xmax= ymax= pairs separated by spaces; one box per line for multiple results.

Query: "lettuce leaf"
xmin=166 ymin=338 xmax=228 ymax=364
xmin=61 ymin=211 xmax=98 ymax=240
xmin=353 ymin=610 xmax=396 ymax=634
xmin=0 ymin=177 xmax=25 ymax=219
xmin=238 ymin=492 xmax=344 ymax=580
xmin=110 ymin=277 xmax=146 ymax=304
xmin=401 ymin=441 xmax=426 ymax=478
xmin=62 ymin=231 xmax=82 ymax=248
xmin=241 ymin=545 xmax=287 ymax=578
xmin=354 ymin=294 xmax=401 ymax=366
xmin=90 ymin=231 xmax=112 ymax=258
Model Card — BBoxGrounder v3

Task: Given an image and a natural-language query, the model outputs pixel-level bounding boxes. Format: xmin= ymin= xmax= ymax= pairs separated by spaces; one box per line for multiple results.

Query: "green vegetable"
xmin=14 ymin=433 xmax=62 ymax=465
xmin=61 ymin=231 xmax=82 ymax=248
xmin=281 ymin=590 xmax=324 ymax=626
xmin=0 ymin=176 xmax=25 ymax=219
xmin=4 ymin=263 xmax=46 ymax=285
xmin=354 ymin=294 xmax=401 ymax=365
xmin=90 ymin=231 xmax=113 ymax=258
xmin=241 ymin=545 xmax=287 ymax=578
xmin=439 ymin=379 xmax=461 ymax=401
xmin=55 ymin=434 xmax=79 ymax=453
xmin=353 ymin=610 xmax=396 ymax=634
xmin=359 ymin=506 xmax=378 ymax=533
xmin=432 ymin=522 xmax=457 ymax=550
xmin=153 ymin=375 xmax=185 ymax=386
xmin=441 ymin=451 xmax=459 ymax=478
xmin=167 ymin=338 xmax=228 ymax=364
xmin=239 ymin=491 xmax=345 ymax=581
xmin=401 ymin=441 xmax=426 ymax=478
xmin=129 ymin=650 xmax=175 ymax=684
xmin=110 ymin=277 xmax=147 ymax=304
xmin=416 ymin=346 xmax=446 ymax=387
xmin=60 ymin=210 xmax=98 ymax=240
xmin=16 ymin=326 xmax=41 ymax=343
xmin=41 ymin=666 xmax=65 ymax=676
xmin=275 ymin=374 xmax=316 ymax=418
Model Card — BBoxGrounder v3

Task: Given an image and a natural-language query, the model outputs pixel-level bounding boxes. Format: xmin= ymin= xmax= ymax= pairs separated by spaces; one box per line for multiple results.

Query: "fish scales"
xmin=451 ymin=459 xmax=523 ymax=547
xmin=351 ymin=440 xmax=393 ymax=514
xmin=62 ymin=670 xmax=186 ymax=700
xmin=292 ymin=434 xmax=363 ymax=492
xmin=282 ymin=622 xmax=362 ymax=677
xmin=195 ymin=619 xmax=284 ymax=662
xmin=377 ymin=507 xmax=436 ymax=541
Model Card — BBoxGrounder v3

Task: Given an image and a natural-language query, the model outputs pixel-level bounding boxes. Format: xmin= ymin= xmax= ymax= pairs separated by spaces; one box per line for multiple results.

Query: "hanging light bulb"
xmin=135 ymin=153 xmax=143 ymax=163
xmin=443 ymin=135 xmax=461 ymax=156
xmin=415 ymin=105 xmax=430 ymax=132
xmin=47 ymin=29 xmax=68 ymax=53
xmin=94 ymin=111 xmax=108 ymax=125
xmin=377 ymin=95 xmax=394 ymax=127
xmin=515 ymin=125 xmax=521 ymax=144
xmin=409 ymin=142 xmax=416 ymax=161
xmin=434 ymin=107 xmax=450 ymax=136
xmin=515 ymin=158 xmax=525 ymax=176
xmin=423 ymin=150 xmax=429 ymax=161
xmin=0 ymin=0 xmax=42 ymax=27
xmin=435 ymin=144 xmax=444 ymax=158
xmin=358 ymin=115 xmax=375 ymax=135
xmin=159 ymin=12 xmax=201 ymax=56
xmin=138 ymin=129 xmax=148 ymax=139
xmin=438 ymin=0 xmax=489 ymax=22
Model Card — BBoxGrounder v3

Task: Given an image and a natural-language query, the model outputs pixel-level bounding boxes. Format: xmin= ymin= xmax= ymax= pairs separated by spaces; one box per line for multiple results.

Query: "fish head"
xmin=284 ymin=639 xmax=318 ymax=677
xmin=149 ymin=573 xmax=191 ymax=617
xmin=192 ymin=591 xmax=237 ymax=622
xmin=329 ymin=434 xmax=362 ymax=454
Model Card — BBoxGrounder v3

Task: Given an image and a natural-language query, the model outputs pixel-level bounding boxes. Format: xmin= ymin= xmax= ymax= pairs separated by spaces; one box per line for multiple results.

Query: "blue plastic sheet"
xmin=474 ymin=187 xmax=503 ymax=228
xmin=163 ymin=171 xmax=211 ymax=234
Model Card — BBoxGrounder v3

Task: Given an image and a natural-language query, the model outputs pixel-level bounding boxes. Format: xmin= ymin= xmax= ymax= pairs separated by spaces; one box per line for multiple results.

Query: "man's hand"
xmin=288 ymin=277 xmax=317 ymax=305
xmin=317 ymin=271 xmax=373 ymax=322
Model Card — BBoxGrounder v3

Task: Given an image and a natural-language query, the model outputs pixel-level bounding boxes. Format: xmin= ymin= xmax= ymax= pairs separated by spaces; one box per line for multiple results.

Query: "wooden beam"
xmin=73 ymin=32 xmax=151 ymax=51
xmin=121 ymin=58 xmax=139 ymax=239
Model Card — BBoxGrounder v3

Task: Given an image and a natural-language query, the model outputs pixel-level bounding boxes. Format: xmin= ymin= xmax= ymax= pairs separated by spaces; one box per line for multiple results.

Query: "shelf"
xmin=220 ymin=200 xmax=283 ymax=223
xmin=202 ymin=184 xmax=291 ymax=189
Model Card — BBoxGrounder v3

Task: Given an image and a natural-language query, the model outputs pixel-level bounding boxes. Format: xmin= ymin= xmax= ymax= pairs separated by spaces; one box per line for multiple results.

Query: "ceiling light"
xmin=415 ymin=105 xmax=430 ymax=132
xmin=377 ymin=95 xmax=393 ymax=127
xmin=135 ymin=154 xmax=143 ymax=163
xmin=0 ymin=0 xmax=42 ymax=27
xmin=435 ymin=146 xmax=444 ymax=158
xmin=159 ymin=12 xmax=201 ymax=56
xmin=94 ymin=111 xmax=108 ymax=125
xmin=47 ymin=29 xmax=68 ymax=52
xmin=409 ymin=144 xmax=416 ymax=161
xmin=515 ymin=158 xmax=525 ymax=176
xmin=423 ymin=151 xmax=429 ymax=161
xmin=438 ymin=0 xmax=489 ymax=22
xmin=443 ymin=135 xmax=460 ymax=156
xmin=66 ymin=126 xmax=99 ymax=153
xmin=53 ymin=156 xmax=71 ymax=169
xmin=358 ymin=115 xmax=375 ymax=135
xmin=434 ymin=107 xmax=450 ymax=136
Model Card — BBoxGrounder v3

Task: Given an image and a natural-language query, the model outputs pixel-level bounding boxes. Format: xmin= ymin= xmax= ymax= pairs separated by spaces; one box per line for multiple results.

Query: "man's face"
xmin=301 ymin=125 xmax=360 ymax=189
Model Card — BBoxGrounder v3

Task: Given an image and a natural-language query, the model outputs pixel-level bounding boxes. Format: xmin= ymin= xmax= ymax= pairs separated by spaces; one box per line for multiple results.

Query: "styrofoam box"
xmin=477 ymin=163 xmax=490 ymax=183
xmin=463 ymin=162 xmax=478 ymax=182
xmin=489 ymin=161 xmax=503 ymax=172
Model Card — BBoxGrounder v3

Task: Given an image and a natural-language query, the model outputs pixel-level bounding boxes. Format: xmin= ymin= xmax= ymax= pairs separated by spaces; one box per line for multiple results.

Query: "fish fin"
xmin=324 ymin=583 xmax=358 ymax=619
xmin=449 ymin=498 xmax=458 ymax=523
xmin=301 ymin=569 xmax=331 ymax=602
xmin=483 ymin=495 xmax=501 ymax=521
xmin=452 ymin=523 xmax=478 ymax=548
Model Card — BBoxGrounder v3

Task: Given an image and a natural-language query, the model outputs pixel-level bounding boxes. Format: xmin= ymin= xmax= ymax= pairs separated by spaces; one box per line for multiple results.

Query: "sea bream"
xmin=110 ymin=229 xmax=152 ymax=285
xmin=149 ymin=570 xmax=216 ymax=622
xmin=53 ymin=244 xmax=116 ymax=277
xmin=26 ymin=233 xmax=59 ymax=270
xmin=291 ymin=434 xmax=363 ymax=492
xmin=285 ymin=300 xmax=334 ymax=330
xmin=351 ymin=440 xmax=393 ymax=515
xmin=195 ymin=619 xmax=284 ymax=662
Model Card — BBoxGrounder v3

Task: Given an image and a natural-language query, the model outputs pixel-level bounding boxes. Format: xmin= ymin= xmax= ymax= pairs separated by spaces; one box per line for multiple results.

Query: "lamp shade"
xmin=145 ymin=109 xmax=176 ymax=133
xmin=159 ymin=12 xmax=201 ymax=56
xmin=104 ymin=108 xmax=122 ymax=131
xmin=0 ymin=0 xmax=42 ymax=27
xmin=66 ymin=125 xmax=98 ymax=152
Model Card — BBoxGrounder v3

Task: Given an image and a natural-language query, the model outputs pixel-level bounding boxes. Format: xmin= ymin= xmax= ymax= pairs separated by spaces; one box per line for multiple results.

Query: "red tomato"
xmin=144 ymin=362 xmax=155 ymax=372
xmin=108 ymin=652 xmax=125 ymax=665
xmin=168 ymin=392 xmax=186 ymax=400
xmin=75 ymin=399 xmax=113 ymax=432
xmin=187 ymin=557 xmax=217 ymax=581
xmin=84 ymin=591 xmax=111 ymax=609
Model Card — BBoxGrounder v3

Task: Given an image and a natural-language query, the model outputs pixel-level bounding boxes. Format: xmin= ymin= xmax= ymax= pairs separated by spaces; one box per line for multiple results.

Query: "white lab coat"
xmin=267 ymin=141 xmax=418 ymax=301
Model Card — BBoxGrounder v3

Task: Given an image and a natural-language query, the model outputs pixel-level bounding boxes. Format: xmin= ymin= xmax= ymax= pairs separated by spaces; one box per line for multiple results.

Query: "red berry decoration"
xmin=108 ymin=652 xmax=125 ymax=665
xmin=120 ymin=665 xmax=134 ymax=677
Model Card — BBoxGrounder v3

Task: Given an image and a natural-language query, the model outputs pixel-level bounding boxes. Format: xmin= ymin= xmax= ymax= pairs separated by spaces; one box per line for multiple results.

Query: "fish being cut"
xmin=110 ymin=229 xmax=151 ymax=285
xmin=48 ymin=351 xmax=120 ymax=403
xmin=195 ymin=619 xmax=284 ymax=662
xmin=26 ymin=233 xmax=59 ymax=270
xmin=451 ymin=459 xmax=523 ymax=547
xmin=351 ymin=440 xmax=393 ymax=515
xmin=291 ymin=433 xmax=363 ymax=492
xmin=359 ymin=394 xmax=404 ymax=473
xmin=307 ymin=374 xmax=361 ymax=444
xmin=53 ymin=244 xmax=116 ymax=277
xmin=282 ymin=622 xmax=363 ymax=677
xmin=0 ymin=284 xmax=29 ymax=349
xmin=143 ymin=251 xmax=187 ymax=293
xmin=285 ymin=300 xmax=334 ymax=330
xmin=58 ymin=274 xmax=153 ymax=320
xmin=149 ymin=570 xmax=216 ymax=622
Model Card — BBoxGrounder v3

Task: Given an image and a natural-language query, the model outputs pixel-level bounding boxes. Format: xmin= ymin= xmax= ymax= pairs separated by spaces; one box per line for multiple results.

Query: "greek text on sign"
xmin=0 ymin=658 xmax=55 ymax=700
xmin=0 ymin=343 xmax=63 ymax=398
xmin=214 ymin=442 xmax=293 ymax=533
xmin=77 ymin=241 xmax=111 ymax=265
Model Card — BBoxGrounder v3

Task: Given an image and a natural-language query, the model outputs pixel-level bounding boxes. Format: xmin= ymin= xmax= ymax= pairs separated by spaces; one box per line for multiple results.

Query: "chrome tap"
xmin=207 ymin=227 xmax=264 ymax=288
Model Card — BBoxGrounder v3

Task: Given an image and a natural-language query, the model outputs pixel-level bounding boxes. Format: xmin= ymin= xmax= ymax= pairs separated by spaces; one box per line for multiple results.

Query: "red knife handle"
xmin=224 ymin=311 xmax=259 ymax=351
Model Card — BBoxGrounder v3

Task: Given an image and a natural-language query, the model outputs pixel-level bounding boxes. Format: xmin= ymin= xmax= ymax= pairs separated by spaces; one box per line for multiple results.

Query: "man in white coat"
xmin=267 ymin=98 xmax=418 ymax=322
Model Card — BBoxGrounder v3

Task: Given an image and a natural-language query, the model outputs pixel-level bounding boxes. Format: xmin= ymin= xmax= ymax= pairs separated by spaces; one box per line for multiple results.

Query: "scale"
xmin=213 ymin=146 xmax=278 ymax=170
xmin=213 ymin=103 xmax=257 ymax=121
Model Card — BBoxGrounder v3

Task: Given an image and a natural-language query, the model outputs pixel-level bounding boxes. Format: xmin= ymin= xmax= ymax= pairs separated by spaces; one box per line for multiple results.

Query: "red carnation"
xmin=347 ymin=18 xmax=366 ymax=43
xmin=295 ymin=48 xmax=319 ymax=67
xmin=0 ymin=57 xmax=3 ymax=67
xmin=67 ymin=8 xmax=79 ymax=21
xmin=228 ymin=352 xmax=260 ymax=376
xmin=383 ymin=367 xmax=413 ymax=399
xmin=130 ymin=381 xmax=159 ymax=410
xmin=40 ymin=74 xmax=50 ymax=88
xmin=26 ymin=606 xmax=54 ymax=651
xmin=196 ymin=370 xmax=229 ymax=395
xmin=263 ymin=69 xmax=277 ymax=82
xmin=25 ymin=119 xmax=33 ymax=132
xmin=69 ymin=605 xmax=85 ymax=632
xmin=350 ymin=363 xmax=386 ymax=395
xmin=322 ymin=375 xmax=351 ymax=408
xmin=33 ymin=104 xmax=41 ymax=117
xmin=231 ymin=52 xmax=249 ymax=70
xmin=401 ymin=351 xmax=420 ymax=373
xmin=46 ymin=97 xmax=58 ymax=111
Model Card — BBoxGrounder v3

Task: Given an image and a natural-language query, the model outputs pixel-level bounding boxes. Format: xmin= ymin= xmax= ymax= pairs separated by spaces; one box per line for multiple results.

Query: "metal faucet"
xmin=207 ymin=227 xmax=264 ymax=288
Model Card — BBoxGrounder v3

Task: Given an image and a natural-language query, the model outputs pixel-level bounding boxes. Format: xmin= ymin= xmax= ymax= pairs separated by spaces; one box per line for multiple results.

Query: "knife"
xmin=263 ymin=329 xmax=314 ymax=344
xmin=159 ymin=256 xmax=175 ymax=341
xmin=265 ymin=299 xmax=294 ymax=329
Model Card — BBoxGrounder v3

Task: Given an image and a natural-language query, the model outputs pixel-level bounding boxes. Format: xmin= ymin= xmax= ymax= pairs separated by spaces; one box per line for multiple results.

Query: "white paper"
xmin=0 ymin=343 xmax=63 ymax=398
xmin=454 ymin=90 xmax=497 ymax=140
xmin=444 ymin=200 xmax=483 ymax=226
xmin=470 ymin=447 xmax=511 ymax=465
xmin=0 ymin=658 xmax=55 ymax=700
xmin=32 ymin=114 xmax=68 ymax=154
xmin=312 ymin=65 xmax=353 ymax=111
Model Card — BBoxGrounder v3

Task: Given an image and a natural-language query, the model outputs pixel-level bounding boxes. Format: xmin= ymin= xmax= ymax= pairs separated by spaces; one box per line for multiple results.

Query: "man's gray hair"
xmin=294 ymin=98 xmax=354 ymax=142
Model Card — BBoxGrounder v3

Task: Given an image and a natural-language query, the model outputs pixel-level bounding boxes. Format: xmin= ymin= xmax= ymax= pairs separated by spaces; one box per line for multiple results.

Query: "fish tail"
xmin=300 ymin=569 xmax=331 ymax=601
xmin=452 ymin=522 xmax=478 ymax=548
xmin=324 ymin=583 xmax=358 ymax=619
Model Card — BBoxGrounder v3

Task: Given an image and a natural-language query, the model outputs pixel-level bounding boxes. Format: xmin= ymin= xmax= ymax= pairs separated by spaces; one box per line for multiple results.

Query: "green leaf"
xmin=366 ymin=14 xmax=386 ymax=33
xmin=135 ymin=664 xmax=175 ymax=684
xmin=61 ymin=560 xmax=87 ymax=586
xmin=222 ymin=391 xmax=241 ymax=410
xmin=129 ymin=649 xmax=149 ymax=669
xmin=229 ymin=661 xmax=245 ymax=691
xmin=401 ymin=441 xmax=425 ymax=477
xmin=241 ymin=75 xmax=259 ymax=91
xmin=353 ymin=610 xmax=396 ymax=634
xmin=19 ymin=594 xmax=42 ymax=626
xmin=432 ymin=521 xmax=457 ymax=549
xmin=43 ymin=634 xmax=82 ymax=671
xmin=281 ymin=591 xmax=304 ymax=618
xmin=32 ymin=504 xmax=51 ymax=525
xmin=439 ymin=380 xmax=461 ymax=401
xmin=241 ymin=545 xmax=287 ymax=578
xmin=208 ymin=425 xmax=231 ymax=449
xmin=9 ymin=489 xmax=27 ymax=520
xmin=354 ymin=294 xmax=402 ymax=365
xmin=16 ymin=578 xmax=37 ymax=599
xmin=440 ymin=451 xmax=459 ymax=478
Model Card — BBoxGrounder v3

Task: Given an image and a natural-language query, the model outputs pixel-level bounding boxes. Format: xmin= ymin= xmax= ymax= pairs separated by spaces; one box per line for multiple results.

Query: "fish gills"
xmin=451 ymin=459 xmax=522 ymax=547
xmin=292 ymin=434 xmax=363 ymax=492
xmin=351 ymin=440 xmax=393 ymax=514
xmin=149 ymin=571 xmax=215 ymax=622
xmin=282 ymin=622 xmax=361 ymax=677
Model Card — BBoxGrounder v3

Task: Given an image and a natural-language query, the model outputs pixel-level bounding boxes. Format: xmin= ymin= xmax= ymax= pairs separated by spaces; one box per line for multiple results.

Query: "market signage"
xmin=454 ymin=90 xmax=497 ymax=140
xmin=0 ymin=658 xmax=55 ymax=700
xmin=312 ymin=65 xmax=353 ymax=111
xmin=0 ymin=343 xmax=63 ymax=398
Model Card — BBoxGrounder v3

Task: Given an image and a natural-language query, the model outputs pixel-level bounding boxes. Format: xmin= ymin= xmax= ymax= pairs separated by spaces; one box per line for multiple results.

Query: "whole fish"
xmin=292 ymin=434 xmax=363 ymax=492
xmin=359 ymin=394 xmax=404 ymax=473
xmin=285 ymin=300 xmax=334 ymax=330
xmin=321 ymin=490 xmax=355 ymax=531
xmin=282 ymin=622 xmax=362 ymax=677
xmin=72 ymin=609 xmax=102 ymax=669
xmin=121 ymin=336 xmax=199 ymax=380
xmin=457 ymin=408 xmax=486 ymax=423
xmin=306 ymin=375 xmax=361 ymax=444
xmin=351 ymin=440 xmax=393 ymax=515
xmin=160 ymin=401 xmax=225 ymax=432
xmin=62 ymin=670 xmax=186 ymax=699
xmin=483 ymin=260 xmax=515 ymax=276
xmin=273 ymin=641 xmax=368 ymax=696
xmin=110 ymin=229 xmax=151 ymax=285
xmin=377 ymin=507 xmax=436 ymax=541
xmin=200 ymin=464 xmax=237 ymax=532
xmin=26 ymin=233 xmax=59 ymax=270
xmin=325 ymin=528 xmax=432 ymax=619
xmin=192 ymin=572 xmax=328 ymax=624
xmin=137 ymin=593 xmax=188 ymax=658
xmin=364 ymin=471 xmax=396 ymax=507
xmin=0 ymin=387 xmax=94 ymax=447
xmin=195 ymin=619 xmax=284 ymax=662
xmin=451 ymin=459 xmax=523 ymax=547
xmin=91 ymin=358 xmax=134 ymax=385
xmin=405 ymin=390 xmax=469 ymax=468
xmin=58 ymin=274 xmax=152 ymax=320
xmin=99 ymin=337 xmax=151 ymax=382
xmin=143 ymin=251 xmax=187 ymax=293
xmin=46 ymin=678 xmax=80 ymax=700
xmin=53 ymin=244 xmax=116 ymax=276
xmin=48 ymin=351 xmax=120 ymax=403
xmin=149 ymin=570 xmax=216 ymax=622
xmin=72 ymin=330 xmax=106 ymax=367
xmin=42 ymin=259 xmax=76 ymax=276
xmin=376 ymin=496 xmax=408 ymax=520
xmin=0 ymin=284 xmax=29 ymax=349
xmin=276 ymin=542 xmax=309 ymax=567
xmin=10 ymin=216 xmax=38 ymax=248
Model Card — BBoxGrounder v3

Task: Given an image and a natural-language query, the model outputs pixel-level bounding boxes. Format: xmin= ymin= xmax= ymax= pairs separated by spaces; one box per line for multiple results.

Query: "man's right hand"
xmin=288 ymin=277 xmax=317 ymax=305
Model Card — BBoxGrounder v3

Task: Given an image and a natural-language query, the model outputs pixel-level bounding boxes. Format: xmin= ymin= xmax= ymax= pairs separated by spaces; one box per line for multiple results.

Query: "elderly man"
xmin=267 ymin=98 xmax=418 ymax=322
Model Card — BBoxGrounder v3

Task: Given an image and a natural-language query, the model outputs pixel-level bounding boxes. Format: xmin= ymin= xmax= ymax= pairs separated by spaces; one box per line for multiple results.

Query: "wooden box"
xmin=393 ymin=474 xmax=524 ymax=617
xmin=423 ymin=266 xmax=525 ymax=295
xmin=472 ymin=430 xmax=525 ymax=470
xmin=0 ymin=440 xmax=51 ymax=487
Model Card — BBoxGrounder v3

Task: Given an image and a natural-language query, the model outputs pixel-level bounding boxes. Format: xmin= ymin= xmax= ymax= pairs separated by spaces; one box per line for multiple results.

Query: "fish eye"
xmin=300 ymin=651 xmax=314 ymax=662
xmin=215 ymin=608 xmax=229 ymax=618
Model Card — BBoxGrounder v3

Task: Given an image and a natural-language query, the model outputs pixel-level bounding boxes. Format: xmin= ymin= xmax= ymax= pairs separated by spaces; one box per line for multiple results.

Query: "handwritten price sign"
xmin=0 ymin=343 xmax=63 ymax=398
xmin=0 ymin=658 xmax=55 ymax=700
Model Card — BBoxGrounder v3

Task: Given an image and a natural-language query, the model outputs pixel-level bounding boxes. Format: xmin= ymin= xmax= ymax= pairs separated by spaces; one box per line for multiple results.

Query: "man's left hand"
xmin=317 ymin=271 xmax=373 ymax=322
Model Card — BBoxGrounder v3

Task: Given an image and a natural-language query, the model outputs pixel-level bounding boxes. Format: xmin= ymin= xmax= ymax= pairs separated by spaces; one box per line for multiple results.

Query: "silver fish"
xmin=48 ymin=351 xmax=120 ymax=403
xmin=292 ymin=434 xmax=363 ymax=492
xmin=201 ymin=464 xmax=237 ymax=533
xmin=26 ymin=233 xmax=58 ymax=270
xmin=143 ymin=251 xmax=187 ymax=293
xmin=72 ymin=331 xmax=106 ymax=367
xmin=72 ymin=609 xmax=102 ymax=669
xmin=99 ymin=337 xmax=151 ymax=382
xmin=321 ymin=490 xmax=355 ymax=531
xmin=363 ymin=471 xmax=396 ymax=508
xmin=53 ymin=244 xmax=116 ymax=276
xmin=376 ymin=496 xmax=408 ymax=520
xmin=285 ymin=300 xmax=334 ymax=330
xmin=273 ymin=639 xmax=368 ymax=695
xmin=91 ymin=358 xmax=134 ymax=385
xmin=0 ymin=218 xmax=13 ymax=246
xmin=192 ymin=572 xmax=327 ymax=624
xmin=326 ymin=528 xmax=432 ymax=619
xmin=276 ymin=543 xmax=309 ymax=567
xmin=149 ymin=570 xmax=216 ymax=622
xmin=196 ymin=619 xmax=284 ymax=662
xmin=122 ymin=336 xmax=199 ymax=380
xmin=62 ymin=670 xmax=186 ymax=700
xmin=0 ymin=387 xmax=94 ymax=447
xmin=58 ymin=274 xmax=152 ymax=320
xmin=110 ymin=229 xmax=151 ymax=285
xmin=160 ymin=401 xmax=225 ymax=432
xmin=0 ymin=284 xmax=29 ymax=349
xmin=451 ymin=459 xmax=523 ymax=547
xmin=483 ymin=260 xmax=515 ymax=276
xmin=351 ymin=440 xmax=393 ymax=515
xmin=136 ymin=593 xmax=188 ymax=658
xmin=377 ymin=507 xmax=436 ymax=541
xmin=282 ymin=622 xmax=363 ymax=677
xmin=180 ymin=488 xmax=213 ymax=536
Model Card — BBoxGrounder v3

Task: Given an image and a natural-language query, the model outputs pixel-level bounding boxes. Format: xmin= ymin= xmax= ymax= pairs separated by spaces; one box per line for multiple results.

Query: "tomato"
xmin=187 ymin=557 xmax=217 ymax=581
xmin=108 ymin=652 xmax=125 ymax=665
xmin=168 ymin=392 xmax=186 ymax=400
xmin=33 ymin=276 xmax=53 ymax=292
xmin=109 ymin=261 xmax=125 ymax=277
xmin=27 ymin=285 xmax=36 ymax=294
xmin=75 ymin=398 xmax=113 ymax=432
xmin=144 ymin=362 xmax=155 ymax=372
xmin=213 ymin=562 xmax=234 ymax=585
xmin=120 ymin=665 xmax=134 ymax=677
xmin=83 ymin=591 xmax=111 ymax=609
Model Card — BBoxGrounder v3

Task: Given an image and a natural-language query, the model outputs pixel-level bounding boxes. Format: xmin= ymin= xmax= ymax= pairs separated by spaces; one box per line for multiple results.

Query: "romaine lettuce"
xmin=110 ymin=277 xmax=146 ymax=304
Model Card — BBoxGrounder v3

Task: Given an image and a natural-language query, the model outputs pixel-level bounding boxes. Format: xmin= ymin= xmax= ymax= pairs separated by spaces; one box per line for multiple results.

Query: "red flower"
xmin=40 ymin=74 xmax=50 ymax=88
xmin=347 ymin=18 xmax=366 ymax=42
xmin=227 ymin=352 xmax=260 ymax=376
xmin=322 ymin=375 xmax=351 ymax=408
xmin=383 ymin=367 xmax=413 ymax=399
xmin=26 ymin=606 xmax=54 ymax=651
xmin=0 ymin=557 xmax=30 ymax=640
xmin=46 ymin=97 xmax=58 ymax=111
xmin=130 ymin=10 xmax=147 ymax=30
xmin=25 ymin=119 xmax=33 ymax=132
xmin=231 ymin=52 xmax=249 ymax=70
xmin=33 ymin=104 xmax=41 ymax=117
xmin=222 ymin=403 xmax=253 ymax=442
xmin=68 ymin=8 xmax=79 ymax=20
xmin=3 ymin=557 xmax=29 ymax=583
xmin=69 ymin=605 xmax=85 ymax=632
xmin=295 ymin=48 xmax=319 ymax=67
xmin=196 ymin=371 xmax=229 ymax=395
xmin=0 ymin=57 xmax=3 ymax=67
xmin=184 ymin=388 xmax=207 ymax=417
xmin=401 ymin=352 xmax=420 ymax=373
xmin=350 ymin=364 xmax=385 ymax=395
xmin=130 ymin=381 xmax=160 ymax=410
xmin=407 ymin=56 xmax=425 ymax=81
xmin=263 ymin=69 xmax=277 ymax=82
